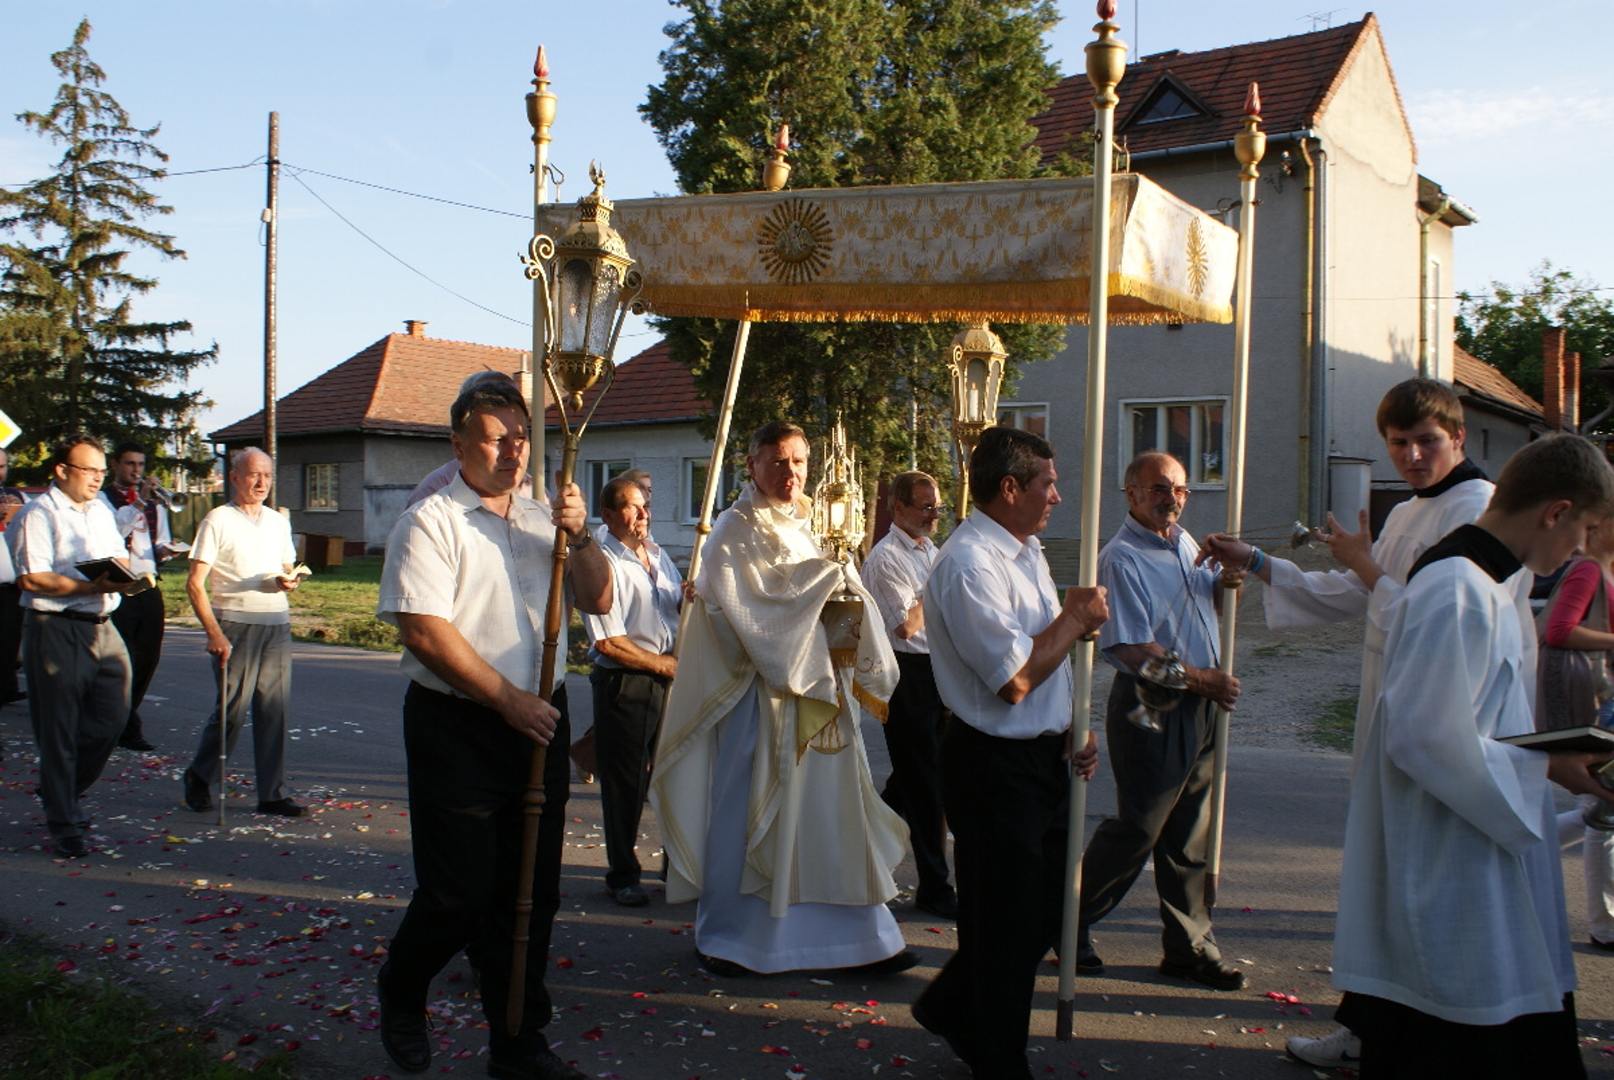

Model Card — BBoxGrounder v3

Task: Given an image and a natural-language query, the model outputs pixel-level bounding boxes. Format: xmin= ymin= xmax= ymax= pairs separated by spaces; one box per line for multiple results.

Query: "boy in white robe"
xmin=1331 ymin=434 xmax=1614 ymax=1078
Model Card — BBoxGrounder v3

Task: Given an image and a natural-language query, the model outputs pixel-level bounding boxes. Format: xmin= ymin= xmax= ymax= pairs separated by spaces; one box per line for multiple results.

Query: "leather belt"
xmin=36 ymin=608 xmax=110 ymax=625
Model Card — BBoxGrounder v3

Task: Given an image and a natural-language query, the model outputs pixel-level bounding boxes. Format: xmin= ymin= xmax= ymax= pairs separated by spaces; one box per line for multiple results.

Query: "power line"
xmin=282 ymin=163 xmax=527 ymax=219
xmin=287 ymin=170 xmax=529 ymax=327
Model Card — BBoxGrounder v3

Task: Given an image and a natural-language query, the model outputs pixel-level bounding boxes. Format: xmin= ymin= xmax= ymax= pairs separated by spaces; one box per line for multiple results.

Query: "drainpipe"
xmin=1296 ymin=138 xmax=1316 ymax=522
xmin=1417 ymin=196 xmax=1451 ymax=378
xmin=1310 ymin=141 xmax=1330 ymax=521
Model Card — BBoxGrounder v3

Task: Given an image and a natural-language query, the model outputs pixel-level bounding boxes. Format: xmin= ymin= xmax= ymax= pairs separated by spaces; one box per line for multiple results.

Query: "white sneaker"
xmin=1285 ymin=1025 xmax=1362 ymax=1068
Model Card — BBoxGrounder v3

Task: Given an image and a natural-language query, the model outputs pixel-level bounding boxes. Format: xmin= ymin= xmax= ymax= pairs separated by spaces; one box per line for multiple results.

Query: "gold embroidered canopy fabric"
xmin=536 ymin=173 xmax=1236 ymax=325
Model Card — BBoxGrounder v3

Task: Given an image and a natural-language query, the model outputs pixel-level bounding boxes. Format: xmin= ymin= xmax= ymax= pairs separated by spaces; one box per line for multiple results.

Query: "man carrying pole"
xmin=374 ymin=379 xmax=609 ymax=1080
xmin=914 ymin=425 xmax=1107 ymax=1079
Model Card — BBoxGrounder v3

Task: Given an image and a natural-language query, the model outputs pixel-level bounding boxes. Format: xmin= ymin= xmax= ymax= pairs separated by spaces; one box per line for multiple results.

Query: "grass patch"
xmin=0 ymin=935 xmax=294 ymax=1078
xmin=1308 ymin=694 xmax=1358 ymax=752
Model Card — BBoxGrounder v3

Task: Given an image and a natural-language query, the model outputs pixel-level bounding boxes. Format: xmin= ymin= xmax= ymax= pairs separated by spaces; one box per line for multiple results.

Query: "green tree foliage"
xmin=0 ymin=18 xmax=215 ymax=480
xmin=1457 ymin=261 xmax=1614 ymax=429
xmin=640 ymin=0 xmax=1082 ymax=497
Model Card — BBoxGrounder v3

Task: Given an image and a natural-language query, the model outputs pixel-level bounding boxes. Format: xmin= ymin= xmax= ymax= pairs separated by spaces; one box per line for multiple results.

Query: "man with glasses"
xmin=11 ymin=434 xmax=141 ymax=857
xmin=1075 ymin=451 xmax=1247 ymax=991
xmin=861 ymin=470 xmax=957 ymax=919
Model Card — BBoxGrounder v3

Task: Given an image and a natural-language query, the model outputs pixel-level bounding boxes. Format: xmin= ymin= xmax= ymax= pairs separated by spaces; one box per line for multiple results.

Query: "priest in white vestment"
xmin=652 ymin=421 xmax=914 ymax=976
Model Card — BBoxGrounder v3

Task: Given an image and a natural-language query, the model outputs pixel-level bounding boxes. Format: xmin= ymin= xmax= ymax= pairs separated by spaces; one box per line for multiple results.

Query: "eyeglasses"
xmin=909 ymin=503 xmax=941 ymax=514
xmin=64 ymin=463 xmax=108 ymax=478
xmin=1137 ymin=482 xmax=1190 ymax=499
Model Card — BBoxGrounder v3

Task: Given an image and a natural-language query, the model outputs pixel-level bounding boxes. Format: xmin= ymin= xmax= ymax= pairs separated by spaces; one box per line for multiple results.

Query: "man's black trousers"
xmin=385 ymin=681 xmax=571 ymax=1043
xmin=879 ymin=651 xmax=952 ymax=901
xmin=589 ymin=667 xmax=666 ymax=891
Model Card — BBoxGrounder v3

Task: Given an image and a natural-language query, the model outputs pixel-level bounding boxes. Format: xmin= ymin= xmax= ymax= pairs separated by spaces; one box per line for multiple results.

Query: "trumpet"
xmin=147 ymin=482 xmax=188 ymax=512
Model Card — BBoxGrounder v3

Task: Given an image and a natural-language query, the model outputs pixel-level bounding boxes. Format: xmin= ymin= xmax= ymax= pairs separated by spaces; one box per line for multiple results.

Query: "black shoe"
xmin=1159 ymin=954 xmax=1246 ymax=991
xmin=53 ymin=835 xmax=88 ymax=858
xmin=914 ymin=889 xmax=959 ymax=920
xmin=487 ymin=1046 xmax=588 ymax=1080
xmin=696 ymin=949 xmax=754 ymax=978
xmin=912 ymin=996 xmax=976 ymax=1067
xmin=1076 ymin=937 xmax=1104 ymax=975
xmin=255 ymin=798 xmax=307 ymax=817
xmin=1592 ymin=937 xmax=1614 ymax=953
xmin=610 ymin=883 xmax=650 ymax=907
xmin=182 ymin=768 xmax=212 ymax=812
xmin=118 ymin=733 xmax=155 ymax=751
xmin=377 ymin=964 xmax=431 ymax=1073
xmin=849 ymin=948 xmax=921 ymax=976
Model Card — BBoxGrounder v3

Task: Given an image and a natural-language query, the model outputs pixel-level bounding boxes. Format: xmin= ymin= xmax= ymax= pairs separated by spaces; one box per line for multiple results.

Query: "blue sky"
xmin=3 ymin=1 xmax=1610 ymax=439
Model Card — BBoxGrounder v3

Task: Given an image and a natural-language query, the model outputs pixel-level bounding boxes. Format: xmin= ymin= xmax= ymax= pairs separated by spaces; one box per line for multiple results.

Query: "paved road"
xmin=2 ymin=629 xmax=1612 ymax=1078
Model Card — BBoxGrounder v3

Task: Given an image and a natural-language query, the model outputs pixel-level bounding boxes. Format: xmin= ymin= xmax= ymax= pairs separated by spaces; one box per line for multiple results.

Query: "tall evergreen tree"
xmin=0 ymin=18 xmax=215 ymax=478
xmin=640 ymin=0 xmax=1080 ymax=497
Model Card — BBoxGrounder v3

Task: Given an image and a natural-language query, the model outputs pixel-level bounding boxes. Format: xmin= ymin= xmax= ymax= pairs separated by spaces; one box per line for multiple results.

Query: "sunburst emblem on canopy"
xmin=1185 ymin=217 xmax=1209 ymax=299
xmin=757 ymin=199 xmax=834 ymax=284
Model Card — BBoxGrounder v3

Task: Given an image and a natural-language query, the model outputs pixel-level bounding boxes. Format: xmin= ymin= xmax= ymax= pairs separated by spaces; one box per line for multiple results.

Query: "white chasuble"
xmin=652 ymin=486 xmax=905 ymax=918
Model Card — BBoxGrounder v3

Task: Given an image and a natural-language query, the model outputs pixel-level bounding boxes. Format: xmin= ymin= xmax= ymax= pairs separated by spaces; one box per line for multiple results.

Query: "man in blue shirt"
xmin=1077 ymin=451 xmax=1245 ymax=990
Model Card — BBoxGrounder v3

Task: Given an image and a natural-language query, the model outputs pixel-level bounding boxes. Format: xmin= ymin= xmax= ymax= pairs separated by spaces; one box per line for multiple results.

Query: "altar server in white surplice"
xmin=1332 ymin=434 xmax=1614 ymax=1079
xmin=652 ymin=420 xmax=917 ymax=977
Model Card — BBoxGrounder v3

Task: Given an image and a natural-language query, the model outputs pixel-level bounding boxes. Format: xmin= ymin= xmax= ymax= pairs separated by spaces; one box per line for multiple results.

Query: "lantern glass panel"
xmin=829 ymin=498 xmax=847 ymax=530
xmin=966 ymin=358 xmax=989 ymax=422
xmin=587 ymin=263 xmax=623 ymax=357
xmin=558 ymin=259 xmax=593 ymax=353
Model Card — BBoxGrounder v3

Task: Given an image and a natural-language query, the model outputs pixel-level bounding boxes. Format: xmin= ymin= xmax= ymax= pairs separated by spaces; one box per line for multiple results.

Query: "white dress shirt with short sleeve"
xmin=190 ymin=502 xmax=297 ymax=625
xmin=583 ymin=530 xmax=682 ymax=669
xmin=860 ymin=525 xmax=938 ymax=654
xmin=1097 ymin=514 xmax=1220 ymax=672
xmin=378 ymin=471 xmax=558 ymax=697
xmin=923 ymin=511 xmax=1072 ymax=739
xmin=12 ymin=484 xmax=127 ymax=615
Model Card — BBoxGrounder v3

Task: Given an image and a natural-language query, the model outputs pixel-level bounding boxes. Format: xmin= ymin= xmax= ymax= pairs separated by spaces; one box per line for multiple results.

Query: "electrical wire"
xmin=282 ymin=163 xmax=527 ymax=220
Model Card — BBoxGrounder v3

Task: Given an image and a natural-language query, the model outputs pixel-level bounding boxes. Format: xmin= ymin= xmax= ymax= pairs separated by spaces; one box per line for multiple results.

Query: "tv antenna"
xmin=1299 ymin=8 xmax=1343 ymax=30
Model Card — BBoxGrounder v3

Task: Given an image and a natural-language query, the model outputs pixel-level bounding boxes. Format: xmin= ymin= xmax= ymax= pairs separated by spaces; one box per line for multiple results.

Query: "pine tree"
xmin=0 ymin=18 xmax=215 ymax=479
xmin=640 ymin=0 xmax=1080 ymax=499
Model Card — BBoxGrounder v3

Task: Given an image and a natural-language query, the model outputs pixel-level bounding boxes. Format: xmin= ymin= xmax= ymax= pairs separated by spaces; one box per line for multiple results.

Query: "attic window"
xmin=1133 ymin=83 xmax=1203 ymax=125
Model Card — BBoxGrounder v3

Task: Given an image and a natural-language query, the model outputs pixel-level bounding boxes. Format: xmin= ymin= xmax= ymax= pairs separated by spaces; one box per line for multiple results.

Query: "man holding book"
xmin=11 ymin=434 xmax=142 ymax=857
xmin=180 ymin=446 xmax=306 ymax=817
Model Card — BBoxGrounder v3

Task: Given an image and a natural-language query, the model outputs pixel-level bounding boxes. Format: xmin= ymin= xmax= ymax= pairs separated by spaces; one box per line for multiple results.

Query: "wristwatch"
xmin=567 ymin=527 xmax=594 ymax=551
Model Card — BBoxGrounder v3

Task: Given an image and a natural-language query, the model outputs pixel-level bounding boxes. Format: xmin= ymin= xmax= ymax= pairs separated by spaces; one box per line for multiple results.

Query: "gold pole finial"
xmin=1234 ymin=80 xmax=1266 ymax=181
xmin=527 ymin=44 xmax=556 ymax=148
xmin=1085 ymin=0 xmax=1127 ymax=108
xmin=762 ymin=123 xmax=792 ymax=192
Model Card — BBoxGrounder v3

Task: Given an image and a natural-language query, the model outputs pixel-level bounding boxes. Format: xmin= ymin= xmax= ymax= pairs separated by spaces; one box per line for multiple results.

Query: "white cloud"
xmin=1409 ymin=83 xmax=1614 ymax=144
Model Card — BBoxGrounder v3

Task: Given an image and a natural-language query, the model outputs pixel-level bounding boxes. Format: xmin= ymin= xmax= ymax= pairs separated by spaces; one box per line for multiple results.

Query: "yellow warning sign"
xmin=0 ymin=409 xmax=19 ymax=449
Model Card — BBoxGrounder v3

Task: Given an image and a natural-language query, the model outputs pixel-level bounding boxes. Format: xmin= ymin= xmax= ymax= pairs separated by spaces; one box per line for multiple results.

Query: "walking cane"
xmin=506 ymin=167 xmax=642 ymax=1037
xmin=217 ymin=648 xmax=228 ymax=827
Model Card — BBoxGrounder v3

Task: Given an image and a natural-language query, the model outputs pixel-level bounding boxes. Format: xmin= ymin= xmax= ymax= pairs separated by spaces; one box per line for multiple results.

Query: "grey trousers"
xmin=24 ymin=610 xmax=131 ymax=841
xmin=186 ymin=620 xmax=291 ymax=802
xmin=1078 ymin=673 xmax=1221 ymax=963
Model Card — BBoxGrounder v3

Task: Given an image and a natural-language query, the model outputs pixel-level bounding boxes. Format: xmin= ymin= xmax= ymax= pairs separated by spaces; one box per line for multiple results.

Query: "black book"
xmin=74 ymin=557 xmax=156 ymax=593
xmin=1499 ymin=727 xmax=1614 ymax=754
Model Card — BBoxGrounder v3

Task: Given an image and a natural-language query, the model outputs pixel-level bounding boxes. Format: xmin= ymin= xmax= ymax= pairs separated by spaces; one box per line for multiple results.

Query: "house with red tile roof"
xmin=211 ymin=322 xmax=715 ymax=555
xmin=1015 ymin=12 xmax=1483 ymax=568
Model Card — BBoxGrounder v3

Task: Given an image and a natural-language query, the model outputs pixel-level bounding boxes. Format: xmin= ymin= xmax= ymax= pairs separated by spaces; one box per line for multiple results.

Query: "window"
xmin=996 ymin=402 xmax=1050 ymax=440
xmin=1120 ymin=398 xmax=1228 ymax=487
xmin=1131 ymin=80 xmax=1205 ymax=126
xmin=585 ymin=459 xmax=630 ymax=518
xmin=305 ymin=463 xmax=338 ymax=511
xmin=684 ymin=458 xmax=737 ymax=524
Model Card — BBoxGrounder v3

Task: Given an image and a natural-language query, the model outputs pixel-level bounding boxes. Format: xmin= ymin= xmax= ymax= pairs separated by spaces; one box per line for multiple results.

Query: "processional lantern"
xmin=946 ymin=321 xmax=1007 ymax=519
xmin=812 ymin=413 xmax=864 ymax=567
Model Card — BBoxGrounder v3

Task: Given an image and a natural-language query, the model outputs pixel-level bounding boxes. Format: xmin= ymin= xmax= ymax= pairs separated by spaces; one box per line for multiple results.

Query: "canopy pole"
xmin=1204 ymin=85 xmax=1266 ymax=909
xmin=1057 ymin=0 xmax=1127 ymax=1042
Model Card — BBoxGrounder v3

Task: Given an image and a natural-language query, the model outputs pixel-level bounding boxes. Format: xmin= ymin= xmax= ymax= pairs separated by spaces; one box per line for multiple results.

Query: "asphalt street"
xmin=2 ymin=628 xmax=1612 ymax=1078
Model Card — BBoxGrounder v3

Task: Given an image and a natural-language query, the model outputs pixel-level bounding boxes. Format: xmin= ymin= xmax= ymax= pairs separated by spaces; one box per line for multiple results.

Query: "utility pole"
xmin=263 ymin=111 xmax=280 ymax=487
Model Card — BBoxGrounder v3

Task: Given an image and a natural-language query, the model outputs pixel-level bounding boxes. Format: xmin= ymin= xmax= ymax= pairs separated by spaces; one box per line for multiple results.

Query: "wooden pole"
xmin=1057 ymin=0 xmax=1126 ymax=1042
xmin=263 ymin=112 xmax=279 ymax=472
xmin=1204 ymin=85 xmax=1265 ymax=909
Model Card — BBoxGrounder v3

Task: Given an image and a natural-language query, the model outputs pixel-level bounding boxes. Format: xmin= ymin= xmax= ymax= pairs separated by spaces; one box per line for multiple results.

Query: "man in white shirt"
xmin=1076 ymin=451 xmax=1245 ymax=992
xmin=375 ymin=380 xmax=610 ymax=1080
xmin=0 ymin=446 xmax=25 ymax=710
xmin=861 ymin=470 xmax=955 ymax=918
xmin=915 ymin=426 xmax=1107 ymax=1080
xmin=102 ymin=442 xmax=175 ymax=752
xmin=583 ymin=475 xmax=681 ymax=907
xmin=12 ymin=434 xmax=142 ymax=858
xmin=179 ymin=447 xmax=305 ymax=818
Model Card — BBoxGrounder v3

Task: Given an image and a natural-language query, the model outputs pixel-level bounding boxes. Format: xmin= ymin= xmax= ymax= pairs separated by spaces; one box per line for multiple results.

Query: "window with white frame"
xmin=684 ymin=458 xmax=736 ymax=524
xmin=305 ymin=463 xmax=338 ymax=511
xmin=585 ymin=459 xmax=630 ymax=518
xmin=1120 ymin=398 xmax=1227 ymax=487
xmin=996 ymin=401 xmax=1050 ymax=440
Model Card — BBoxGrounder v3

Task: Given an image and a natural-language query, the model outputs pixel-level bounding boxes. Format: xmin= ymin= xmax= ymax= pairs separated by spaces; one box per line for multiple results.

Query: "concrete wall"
xmin=1461 ymin=405 xmax=1534 ymax=480
xmin=364 ymin=434 xmax=452 ymax=551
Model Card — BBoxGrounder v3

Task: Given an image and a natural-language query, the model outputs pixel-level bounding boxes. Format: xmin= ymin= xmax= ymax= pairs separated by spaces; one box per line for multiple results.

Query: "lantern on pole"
xmin=507 ymin=161 xmax=643 ymax=1037
xmin=945 ymin=321 xmax=1007 ymax=520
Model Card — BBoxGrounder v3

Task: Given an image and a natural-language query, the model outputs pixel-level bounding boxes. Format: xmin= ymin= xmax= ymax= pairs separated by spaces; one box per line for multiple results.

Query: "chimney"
xmin=1566 ymin=351 xmax=1582 ymax=431
xmin=1543 ymin=326 xmax=1566 ymax=430
xmin=404 ymin=319 xmax=428 ymax=338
